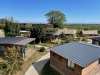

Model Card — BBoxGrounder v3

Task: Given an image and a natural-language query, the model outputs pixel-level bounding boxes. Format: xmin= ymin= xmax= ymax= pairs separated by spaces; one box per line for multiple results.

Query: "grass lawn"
xmin=38 ymin=43 xmax=53 ymax=47
xmin=38 ymin=43 xmax=58 ymax=47
xmin=15 ymin=45 xmax=48 ymax=75
xmin=41 ymin=60 xmax=61 ymax=75
xmin=64 ymin=25 xmax=100 ymax=33
xmin=0 ymin=57 xmax=3 ymax=62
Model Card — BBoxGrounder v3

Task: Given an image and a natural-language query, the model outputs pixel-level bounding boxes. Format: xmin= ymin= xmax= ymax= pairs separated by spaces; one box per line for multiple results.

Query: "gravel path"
xmin=25 ymin=52 xmax=50 ymax=75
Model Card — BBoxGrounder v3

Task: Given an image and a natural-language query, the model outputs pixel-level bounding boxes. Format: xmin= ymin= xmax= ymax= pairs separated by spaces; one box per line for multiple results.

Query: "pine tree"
xmin=4 ymin=17 xmax=20 ymax=37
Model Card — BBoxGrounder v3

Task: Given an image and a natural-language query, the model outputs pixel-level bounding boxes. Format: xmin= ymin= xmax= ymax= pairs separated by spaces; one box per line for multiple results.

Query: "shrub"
xmin=82 ymin=37 xmax=87 ymax=42
xmin=61 ymin=41 xmax=65 ymax=44
xmin=65 ymin=36 xmax=72 ymax=43
xmin=40 ymin=47 xmax=45 ymax=52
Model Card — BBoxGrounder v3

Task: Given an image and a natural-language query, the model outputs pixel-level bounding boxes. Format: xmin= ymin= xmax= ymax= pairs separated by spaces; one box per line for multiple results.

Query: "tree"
xmin=0 ymin=18 xmax=7 ymax=24
xmin=65 ymin=36 xmax=72 ymax=43
xmin=30 ymin=25 xmax=46 ymax=43
xmin=0 ymin=46 xmax=23 ymax=75
xmin=0 ymin=24 xmax=5 ymax=29
xmin=15 ymin=22 xmax=20 ymax=36
xmin=45 ymin=10 xmax=67 ymax=28
xmin=60 ymin=32 xmax=66 ymax=39
xmin=4 ymin=17 xmax=20 ymax=37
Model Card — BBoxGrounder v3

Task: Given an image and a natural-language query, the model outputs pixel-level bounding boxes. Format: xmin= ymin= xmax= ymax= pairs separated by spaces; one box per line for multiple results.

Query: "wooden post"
xmin=34 ymin=40 xmax=35 ymax=50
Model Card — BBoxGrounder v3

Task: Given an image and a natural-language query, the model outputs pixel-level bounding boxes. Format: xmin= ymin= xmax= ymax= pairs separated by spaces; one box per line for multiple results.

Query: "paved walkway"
xmin=25 ymin=52 xmax=50 ymax=75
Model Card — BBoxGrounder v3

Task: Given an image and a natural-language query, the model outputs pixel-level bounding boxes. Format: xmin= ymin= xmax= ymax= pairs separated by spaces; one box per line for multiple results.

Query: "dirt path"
xmin=24 ymin=52 xmax=50 ymax=75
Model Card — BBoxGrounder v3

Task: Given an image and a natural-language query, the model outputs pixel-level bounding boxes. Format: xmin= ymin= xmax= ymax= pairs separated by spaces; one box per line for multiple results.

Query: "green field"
xmin=64 ymin=24 xmax=100 ymax=33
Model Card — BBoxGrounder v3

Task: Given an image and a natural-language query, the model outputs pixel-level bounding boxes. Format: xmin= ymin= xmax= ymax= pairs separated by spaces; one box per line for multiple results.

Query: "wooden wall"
xmin=82 ymin=60 xmax=100 ymax=75
xmin=50 ymin=51 xmax=82 ymax=75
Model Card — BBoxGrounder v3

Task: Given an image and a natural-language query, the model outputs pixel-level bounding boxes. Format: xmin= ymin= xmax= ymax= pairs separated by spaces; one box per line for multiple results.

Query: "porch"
xmin=13 ymin=38 xmax=36 ymax=61
xmin=24 ymin=47 xmax=36 ymax=61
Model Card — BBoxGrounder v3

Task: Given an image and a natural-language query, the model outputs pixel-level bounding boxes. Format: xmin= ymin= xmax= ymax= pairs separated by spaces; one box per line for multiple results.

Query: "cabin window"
xmin=2 ymin=46 xmax=4 ymax=51
xmin=99 ymin=58 xmax=100 ymax=65
xmin=0 ymin=46 xmax=4 ymax=51
xmin=59 ymin=56 xmax=61 ymax=60
xmin=67 ymin=60 xmax=74 ymax=70
xmin=53 ymin=53 xmax=55 ymax=57
xmin=95 ymin=41 xmax=99 ymax=45
xmin=0 ymin=46 xmax=1 ymax=51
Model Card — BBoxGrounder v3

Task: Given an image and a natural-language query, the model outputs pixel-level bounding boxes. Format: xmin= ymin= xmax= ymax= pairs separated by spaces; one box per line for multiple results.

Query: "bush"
xmin=65 ymin=36 xmax=72 ymax=43
xmin=40 ymin=47 xmax=45 ymax=52
xmin=61 ymin=41 xmax=65 ymax=44
xmin=0 ymin=24 xmax=5 ymax=29
xmin=82 ymin=37 xmax=87 ymax=42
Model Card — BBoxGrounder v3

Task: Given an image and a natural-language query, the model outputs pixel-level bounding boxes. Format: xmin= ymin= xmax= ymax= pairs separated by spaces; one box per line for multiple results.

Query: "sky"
xmin=0 ymin=0 xmax=100 ymax=24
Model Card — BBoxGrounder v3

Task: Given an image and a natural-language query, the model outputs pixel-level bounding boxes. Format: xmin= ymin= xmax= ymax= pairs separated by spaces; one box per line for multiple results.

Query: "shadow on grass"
xmin=31 ymin=58 xmax=50 ymax=75
xmin=41 ymin=60 xmax=61 ymax=75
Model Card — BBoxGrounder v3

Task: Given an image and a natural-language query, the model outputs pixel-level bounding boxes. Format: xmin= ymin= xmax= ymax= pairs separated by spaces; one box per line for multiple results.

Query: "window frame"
xmin=95 ymin=41 xmax=99 ymax=45
xmin=1 ymin=46 xmax=4 ymax=51
xmin=0 ymin=46 xmax=4 ymax=52
xmin=59 ymin=56 xmax=61 ymax=61
xmin=0 ymin=46 xmax=1 ymax=51
xmin=67 ymin=60 xmax=74 ymax=71
xmin=98 ymin=58 xmax=100 ymax=65
xmin=53 ymin=53 xmax=55 ymax=57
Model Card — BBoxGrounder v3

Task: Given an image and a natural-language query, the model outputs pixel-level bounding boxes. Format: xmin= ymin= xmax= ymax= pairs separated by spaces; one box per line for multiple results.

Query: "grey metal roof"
xmin=0 ymin=37 xmax=27 ymax=44
xmin=87 ymin=36 xmax=100 ymax=39
xmin=92 ymin=37 xmax=100 ymax=41
xmin=49 ymin=42 xmax=100 ymax=68
xmin=13 ymin=38 xmax=35 ymax=45
xmin=46 ymin=32 xmax=55 ymax=34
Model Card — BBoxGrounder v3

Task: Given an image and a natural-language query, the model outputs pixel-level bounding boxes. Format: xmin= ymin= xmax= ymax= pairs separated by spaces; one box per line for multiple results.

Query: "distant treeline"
xmin=1 ymin=24 xmax=100 ymax=32
xmin=0 ymin=24 xmax=32 ymax=30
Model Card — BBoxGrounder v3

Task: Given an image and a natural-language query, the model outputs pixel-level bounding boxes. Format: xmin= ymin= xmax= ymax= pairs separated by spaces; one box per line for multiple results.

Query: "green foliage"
xmin=4 ymin=17 xmax=20 ymax=37
xmin=60 ymin=40 xmax=65 ymax=44
xmin=84 ymin=28 xmax=89 ymax=30
xmin=0 ymin=18 xmax=7 ymax=24
xmin=0 ymin=24 xmax=5 ymax=29
xmin=65 ymin=36 xmax=72 ymax=43
xmin=39 ymin=43 xmax=52 ymax=47
xmin=98 ymin=30 xmax=100 ymax=34
xmin=20 ymin=25 xmax=32 ymax=31
xmin=60 ymin=32 xmax=66 ymax=39
xmin=77 ymin=34 xmax=80 ymax=41
xmin=0 ymin=61 xmax=10 ymax=75
xmin=51 ymin=28 xmax=58 ymax=32
xmin=40 ymin=47 xmax=45 ymax=52
xmin=0 ymin=46 xmax=23 ymax=75
xmin=45 ymin=10 xmax=67 ymax=28
xmin=46 ymin=28 xmax=58 ymax=32
xmin=30 ymin=25 xmax=46 ymax=43
xmin=82 ymin=37 xmax=87 ymax=42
